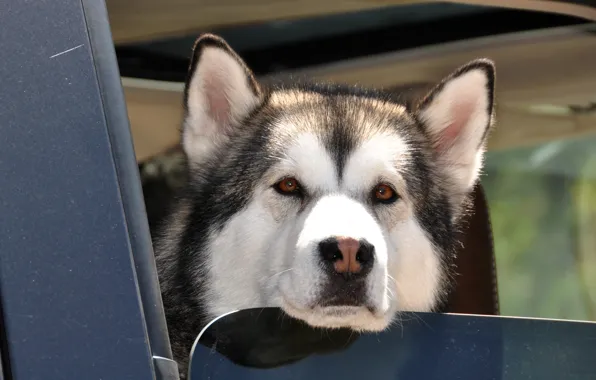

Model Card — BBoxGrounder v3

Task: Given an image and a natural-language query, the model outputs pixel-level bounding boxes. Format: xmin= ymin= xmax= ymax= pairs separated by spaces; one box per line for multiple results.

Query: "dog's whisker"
xmin=390 ymin=314 xmax=405 ymax=338
xmin=266 ymin=268 xmax=293 ymax=282
xmin=407 ymin=311 xmax=433 ymax=330
xmin=386 ymin=286 xmax=395 ymax=300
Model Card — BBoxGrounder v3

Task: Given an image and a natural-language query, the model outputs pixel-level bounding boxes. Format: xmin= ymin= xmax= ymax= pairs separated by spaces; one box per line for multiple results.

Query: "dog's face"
xmin=180 ymin=35 xmax=495 ymax=331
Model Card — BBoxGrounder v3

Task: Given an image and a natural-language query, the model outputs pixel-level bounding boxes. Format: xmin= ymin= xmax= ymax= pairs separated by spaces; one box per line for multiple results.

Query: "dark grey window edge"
xmin=80 ymin=0 xmax=179 ymax=379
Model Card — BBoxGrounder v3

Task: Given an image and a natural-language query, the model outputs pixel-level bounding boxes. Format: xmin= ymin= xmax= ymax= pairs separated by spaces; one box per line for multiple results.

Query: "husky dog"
xmin=154 ymin=34 xmax=495 ymax=376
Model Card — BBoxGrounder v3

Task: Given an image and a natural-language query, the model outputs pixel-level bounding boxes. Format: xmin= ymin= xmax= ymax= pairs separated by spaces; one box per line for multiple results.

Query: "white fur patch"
xmin=342 ymin=133 xmax=410 ymax=200
xmin=387 ymin=219 xmax=442 ymax=312
xmin=205 ymin=200 xmax=279 ymax=317
xmin=268 ymin=132 xmax=338 ymax=192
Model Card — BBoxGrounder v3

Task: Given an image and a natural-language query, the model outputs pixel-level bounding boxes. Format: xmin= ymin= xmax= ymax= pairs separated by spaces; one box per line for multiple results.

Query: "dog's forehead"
xmin=268 ymin=89 xmax=410 ymax=123
xmin=264 ymin=89 xmax=416 ymax=188
xmin=267 ymin=88 xmax=413 ymax=142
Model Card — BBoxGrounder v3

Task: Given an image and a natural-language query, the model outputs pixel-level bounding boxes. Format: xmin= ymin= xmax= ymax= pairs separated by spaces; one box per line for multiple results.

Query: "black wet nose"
xmin=318 ymin=237 xmax=375 ymax=278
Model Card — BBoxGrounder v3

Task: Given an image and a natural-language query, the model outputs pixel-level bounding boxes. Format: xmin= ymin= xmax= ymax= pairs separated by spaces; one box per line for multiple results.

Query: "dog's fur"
xmin=153 ymin=34 xmax=496 ymax=377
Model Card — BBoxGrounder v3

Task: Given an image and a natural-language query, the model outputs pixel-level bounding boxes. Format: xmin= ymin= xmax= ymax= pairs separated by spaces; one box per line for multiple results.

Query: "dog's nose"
xmin=318 ymin=237 xmax=375 ymax=277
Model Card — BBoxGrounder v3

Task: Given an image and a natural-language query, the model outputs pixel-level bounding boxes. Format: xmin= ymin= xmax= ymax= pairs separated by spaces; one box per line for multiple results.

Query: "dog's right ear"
xmin=414 ymin=60 xmax=495 ymax=203
xmin=182 ymin=34 xmax=263 ymax=163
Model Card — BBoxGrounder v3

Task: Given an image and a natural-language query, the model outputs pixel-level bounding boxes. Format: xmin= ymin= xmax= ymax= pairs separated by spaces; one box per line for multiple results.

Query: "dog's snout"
xmin=319 ymin=237 xmax=375 ymax=277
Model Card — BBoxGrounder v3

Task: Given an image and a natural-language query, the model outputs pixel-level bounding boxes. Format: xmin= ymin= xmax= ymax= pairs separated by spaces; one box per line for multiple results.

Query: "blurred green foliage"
xmin=482 ymin=139 xmax=596 ymax=321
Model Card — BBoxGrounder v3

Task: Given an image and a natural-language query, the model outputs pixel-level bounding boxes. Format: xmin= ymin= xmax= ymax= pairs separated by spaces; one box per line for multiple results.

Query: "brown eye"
xmin=373 ymin=183 xmax=399 ymax=204
xmin=275 ymin=177 xmax=301 ymax=195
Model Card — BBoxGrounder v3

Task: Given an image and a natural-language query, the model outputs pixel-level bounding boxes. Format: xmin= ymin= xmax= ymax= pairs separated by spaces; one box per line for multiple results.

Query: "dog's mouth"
xmin=280 ymin=295 xmax=390 ymax=332
xmin=317 ymin=295 xmax=378 ymax=313
xmin=276 ymin=268 xmax=393 ymax=332
xmin=315 ymin=305 xmax=376 ymax=319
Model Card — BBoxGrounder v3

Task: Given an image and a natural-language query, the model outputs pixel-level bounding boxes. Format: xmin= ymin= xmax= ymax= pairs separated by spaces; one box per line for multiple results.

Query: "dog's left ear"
xmin=415 ymin=59 xmax=495 ymax=195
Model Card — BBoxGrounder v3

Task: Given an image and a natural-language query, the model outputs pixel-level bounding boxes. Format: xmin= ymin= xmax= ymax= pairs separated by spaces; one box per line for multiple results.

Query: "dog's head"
xmin=180 ymin=34 xmax=495 ymax=331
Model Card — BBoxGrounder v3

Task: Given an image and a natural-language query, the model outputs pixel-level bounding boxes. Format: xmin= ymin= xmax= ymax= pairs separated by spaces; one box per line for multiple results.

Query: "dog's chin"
xmin=280 ymin=297 xmax=393 ymax=332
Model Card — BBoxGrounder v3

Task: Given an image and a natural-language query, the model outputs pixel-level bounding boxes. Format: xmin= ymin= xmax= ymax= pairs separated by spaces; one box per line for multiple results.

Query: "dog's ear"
xmin=415 ymin=59 xmax=495 ymax=196
xmin=182 ymin=34 xmax=263 ymax=163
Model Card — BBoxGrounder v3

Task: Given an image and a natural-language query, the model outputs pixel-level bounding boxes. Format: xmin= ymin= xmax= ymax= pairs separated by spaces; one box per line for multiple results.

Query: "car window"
xmin=118 ymin=2 xmax=596 ymax=323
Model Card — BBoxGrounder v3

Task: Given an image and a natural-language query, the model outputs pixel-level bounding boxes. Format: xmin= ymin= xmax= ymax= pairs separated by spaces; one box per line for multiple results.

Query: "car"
xmin=0 ymin=1 xmax=594 ymax=379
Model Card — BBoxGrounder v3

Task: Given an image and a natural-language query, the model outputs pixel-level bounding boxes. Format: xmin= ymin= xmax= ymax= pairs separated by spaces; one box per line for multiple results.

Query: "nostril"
xmin=356 ymin=239 xmax=375 ymax=265
xmin=318 ymin=238 xmax=342 ymax=263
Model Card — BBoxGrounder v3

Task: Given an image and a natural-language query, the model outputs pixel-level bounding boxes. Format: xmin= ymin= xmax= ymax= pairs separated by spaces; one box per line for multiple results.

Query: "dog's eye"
xmin=373 ymin=183 xmax=399 ymax=204
xmin=275 ymin=177 xmax=302 ymax=195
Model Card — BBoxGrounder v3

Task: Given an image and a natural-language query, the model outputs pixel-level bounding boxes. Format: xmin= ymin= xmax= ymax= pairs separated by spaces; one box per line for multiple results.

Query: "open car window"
xmin=131 ymin=2 xmax=596 ymax=323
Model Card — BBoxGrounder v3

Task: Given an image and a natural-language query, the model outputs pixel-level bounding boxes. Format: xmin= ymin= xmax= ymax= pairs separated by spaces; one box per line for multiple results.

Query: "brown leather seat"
xmin=444 ymin=183 xmax=500 ymax=315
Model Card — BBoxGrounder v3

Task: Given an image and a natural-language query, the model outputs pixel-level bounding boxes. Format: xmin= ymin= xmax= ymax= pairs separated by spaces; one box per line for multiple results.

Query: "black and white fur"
xmin=153 ymin=34 xmax=496 ymax=377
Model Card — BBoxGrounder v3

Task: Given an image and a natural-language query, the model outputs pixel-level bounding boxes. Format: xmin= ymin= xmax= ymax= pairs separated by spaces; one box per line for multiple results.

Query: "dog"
xmin=153 ymin=33 xmax=496 ymax=377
